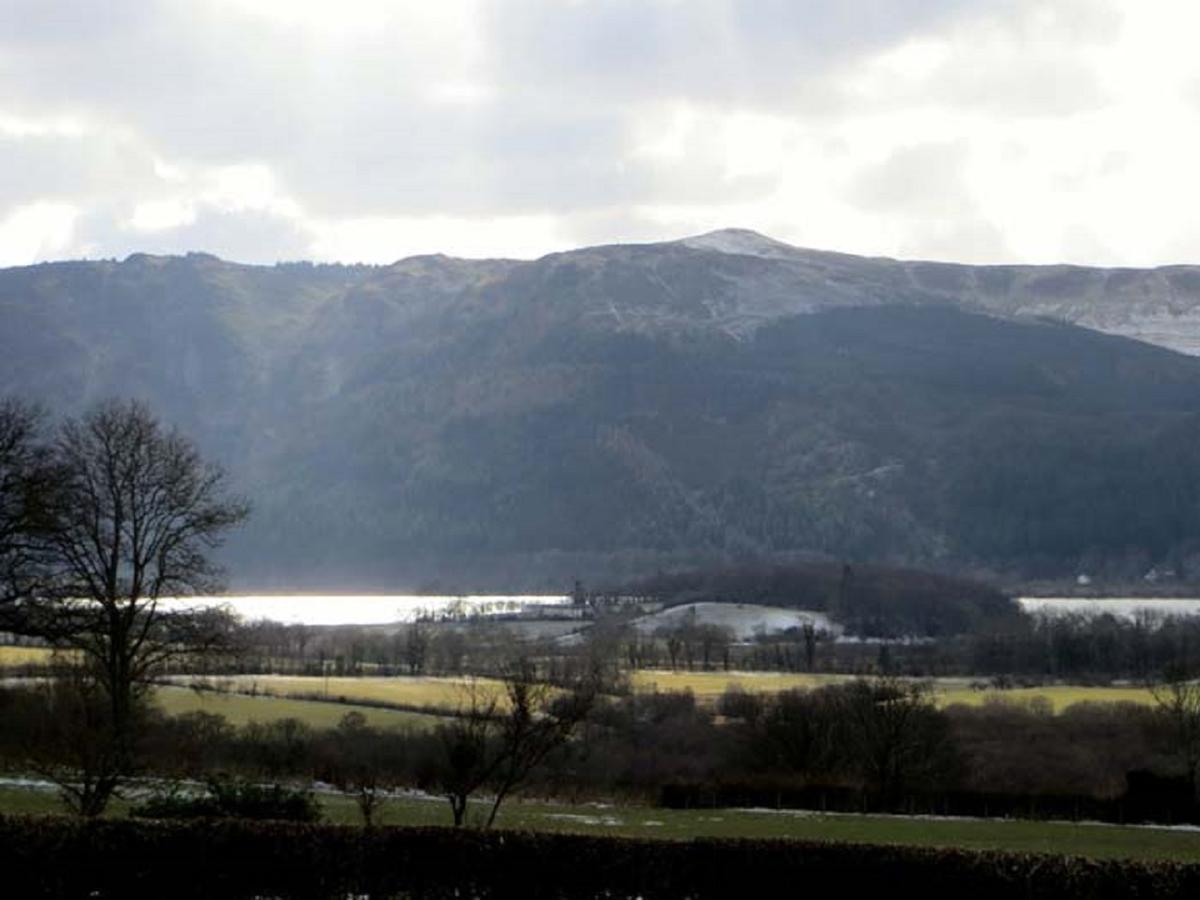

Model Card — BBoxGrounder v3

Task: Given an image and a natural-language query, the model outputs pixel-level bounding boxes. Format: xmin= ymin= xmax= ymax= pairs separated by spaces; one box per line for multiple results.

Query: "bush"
xmin=131 ymin=777 xmax=321 ymax=822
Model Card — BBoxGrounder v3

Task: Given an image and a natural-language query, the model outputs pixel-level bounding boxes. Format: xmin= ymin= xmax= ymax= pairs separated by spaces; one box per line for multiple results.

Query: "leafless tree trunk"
xmin=1151 ymin=665 xmax=1200 ymax=798
xmin=0 ymin=398 xmax=55 ymax=619
xmin=432 ymin=660 xmax=598 ymax=828
xmin=435 ymin=679 xmax=500 ymax=827
xmin=483 ymin=658 xmax=597 ymax=828
xmin=842 ymin=676 xmax=952 ymax=806
xmin=23 ymin=399 xmax=249 ymax=815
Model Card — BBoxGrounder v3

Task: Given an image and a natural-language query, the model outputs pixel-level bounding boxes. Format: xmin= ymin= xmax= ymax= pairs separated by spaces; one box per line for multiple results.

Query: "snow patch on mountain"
xmin=677 ymin=229 xmax=802 ymax=260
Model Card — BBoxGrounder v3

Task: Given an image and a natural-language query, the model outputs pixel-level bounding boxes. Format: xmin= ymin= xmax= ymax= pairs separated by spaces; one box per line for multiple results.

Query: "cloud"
xmin=2 ymin=0 xmax=1200 ymax=267
xmin=0 ymin=201 xmax=79 ymax=267
xmin=847 ymin=142 xmax=974 ymax=216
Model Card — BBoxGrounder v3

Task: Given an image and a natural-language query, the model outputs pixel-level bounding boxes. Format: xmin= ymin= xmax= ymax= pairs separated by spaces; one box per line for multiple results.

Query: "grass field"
xmin=2 ymin=785 xmax=1198 ymax=862
xmin=0 ymin=646 xmax=58 ymax=666
xmin=168 ymin=671 xmax=1161 ymax=722
xmin=629 ymin=670 xmax=1158 ymax=711
xmin=631 ymin=670 xmax=843 ymax=697
xmin=937 ymin=684 xmax=1157 ymax=710
xmin=172 ymin=674 xmax=510 ymax=715
xmin=152 ymin=685 xmax=442 ymax=730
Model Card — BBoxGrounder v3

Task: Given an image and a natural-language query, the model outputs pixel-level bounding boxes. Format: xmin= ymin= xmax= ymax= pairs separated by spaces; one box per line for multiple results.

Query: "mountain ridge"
xmin=6 ymin=234 xmax=1200 ymax=589
xmin=19 ymin=227 xmax=1200 ymax=354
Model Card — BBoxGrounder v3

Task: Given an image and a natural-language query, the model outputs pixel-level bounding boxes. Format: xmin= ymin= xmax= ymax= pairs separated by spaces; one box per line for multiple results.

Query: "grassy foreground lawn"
xmin=3 ymin=786 xmax=1198 ymax=863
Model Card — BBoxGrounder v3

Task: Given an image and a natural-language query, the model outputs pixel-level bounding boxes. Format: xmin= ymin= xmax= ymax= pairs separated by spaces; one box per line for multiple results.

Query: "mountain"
xmin=5 ymin=233 xmax=1200 ymax=589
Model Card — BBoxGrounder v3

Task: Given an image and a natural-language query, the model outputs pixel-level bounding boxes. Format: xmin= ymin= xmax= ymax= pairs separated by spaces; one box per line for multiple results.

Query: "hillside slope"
xmin=4 ymin=236 xmax=1200 ymax=588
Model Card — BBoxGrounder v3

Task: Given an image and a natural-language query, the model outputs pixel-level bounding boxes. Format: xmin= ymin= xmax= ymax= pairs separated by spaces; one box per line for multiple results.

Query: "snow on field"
xmin=629 ymin=602 xmax=841 ymax=640
xmin=543 ymin=813 xmax=623 ymax=827
xmin=735 ymin=806 xmax=1200 ymax=833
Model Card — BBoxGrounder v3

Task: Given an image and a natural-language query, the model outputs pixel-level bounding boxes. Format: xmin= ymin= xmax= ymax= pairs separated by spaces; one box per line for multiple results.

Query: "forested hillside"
xmin=5 ymin=235 xmax=1200 ymax=588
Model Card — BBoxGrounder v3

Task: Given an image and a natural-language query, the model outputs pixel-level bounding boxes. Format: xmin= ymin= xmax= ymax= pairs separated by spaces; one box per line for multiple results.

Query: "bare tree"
xmin=328 ymin=711 xmax=392 ymax=827
xmin=23 ymin=663 xmax=149 ymax=817
xmin=404 ymin=621 xmax=429 ymax=675
xmin=25 ymin=399 xmax=249 ymax=814
xmin=1151 ymin=664 xmax=1200 ymax=798
xmin=841 ymin=677 xmax=957 ymax=806
xmin=434 ymin=679 xmax=501 ymax=827
xmin=801 ymin=622 xmax=818 ymax=671
xmin=432 ymin=660 xmax=598 ymax=828
xmin=482 ymin=658 xmax=597 ymax=827
xmin=0 ymin=398 xmax=55 ymax=617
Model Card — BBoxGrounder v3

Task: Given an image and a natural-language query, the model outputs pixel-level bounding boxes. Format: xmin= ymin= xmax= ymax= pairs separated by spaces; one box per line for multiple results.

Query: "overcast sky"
xmin=3 ymin=0 xmax=1199 ymax=267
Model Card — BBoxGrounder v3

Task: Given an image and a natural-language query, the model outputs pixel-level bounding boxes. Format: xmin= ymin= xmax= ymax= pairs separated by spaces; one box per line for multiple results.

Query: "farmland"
xmin=626 ymin=670 xmax=1159 ymax=711
xmin=2 ymin=660 xmax=1163 ymax=731
xmin=152 ymin=685 xmax=442 ymax=730
xmin=148 ymin=671 xmax=1161 ymax=727
xmin=0 ymin=646 xmax=57 ymax=667
xmin=170 ymin=674 xmax=509 ymax=715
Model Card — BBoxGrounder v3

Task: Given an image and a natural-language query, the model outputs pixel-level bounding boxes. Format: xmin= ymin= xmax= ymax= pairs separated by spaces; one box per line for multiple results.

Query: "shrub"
xmin=131 ymin=777 xmax=321 ymax=822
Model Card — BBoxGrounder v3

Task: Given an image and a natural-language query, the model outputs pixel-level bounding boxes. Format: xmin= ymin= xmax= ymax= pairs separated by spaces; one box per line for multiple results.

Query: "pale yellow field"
xmin=173 ymin=674 xmax=511 ymax=714
xmin=628 ymin=669 xmax=1158 ymax=711
xmin=0 ymin=645 xmax=58 ymax=666
xmin=937 ymin=684 xmax=1156 ymax=711
xmin=630 ymin=670 xmax=847 ymax=698
xmin=152 ymin=685 xmax=441 ymax=730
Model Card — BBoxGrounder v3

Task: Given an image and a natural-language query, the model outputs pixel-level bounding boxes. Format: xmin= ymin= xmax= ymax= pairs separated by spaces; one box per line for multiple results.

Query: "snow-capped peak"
xmin=677 ymin=228 xmax=799 ymax=260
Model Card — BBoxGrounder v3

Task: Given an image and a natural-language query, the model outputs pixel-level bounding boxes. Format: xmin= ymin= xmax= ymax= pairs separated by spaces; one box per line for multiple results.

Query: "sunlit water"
xmin=1017 ymin=597 xmax=1200 ymax=620
xmin=169 ymin=595 xmax=572 ymax=626
xmin=156 ymin=595 xmax=1200 ymax=627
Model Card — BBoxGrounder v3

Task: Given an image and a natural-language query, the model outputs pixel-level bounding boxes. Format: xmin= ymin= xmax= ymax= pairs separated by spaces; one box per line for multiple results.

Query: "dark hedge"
xmin=1 ymin=814 xmax=1197 ymax=899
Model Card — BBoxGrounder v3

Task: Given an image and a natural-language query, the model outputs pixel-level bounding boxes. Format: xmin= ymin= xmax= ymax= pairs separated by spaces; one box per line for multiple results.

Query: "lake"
xmin=173 ymin=594 xmax=571 ymax=626
xmin=166 ymin=594 xmax=1200 ymax=627
xmin=1017 ymin=597 xmax=1200 ymax=620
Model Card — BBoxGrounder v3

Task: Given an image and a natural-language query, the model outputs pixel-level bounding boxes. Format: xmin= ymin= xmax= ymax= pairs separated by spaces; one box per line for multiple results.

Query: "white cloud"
xmin=0 ymin=202 xmax=78 ymax=266
xmin=4 ymin=0 xmax=1200 ymax=267
xmin=129 ymin=198 xmax=195 ymax=232
xmin=309 ymin=214 xmax=570 ymax=263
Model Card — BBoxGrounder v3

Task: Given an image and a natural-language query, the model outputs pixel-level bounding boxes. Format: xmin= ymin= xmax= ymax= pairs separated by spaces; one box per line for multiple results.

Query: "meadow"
xmin=0 ymin=646 xmax=58 ymax=666
xmin=152 ymin=685 xmax=441 ymax=730
xmin=1 ymin=785 xmax=1198 ymax=863
xmin=155 ymin=671 xmax=1161 ymax=727
xmin=631 ymin=670 xmax=1158 ymax=711
xmin=2 ymin=646 xmax=1164 ymax=729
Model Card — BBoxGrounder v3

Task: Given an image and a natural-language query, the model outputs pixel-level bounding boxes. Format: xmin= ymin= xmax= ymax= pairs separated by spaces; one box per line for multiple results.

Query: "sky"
xmin=3 ymin=0 xmax=1200 ymax=268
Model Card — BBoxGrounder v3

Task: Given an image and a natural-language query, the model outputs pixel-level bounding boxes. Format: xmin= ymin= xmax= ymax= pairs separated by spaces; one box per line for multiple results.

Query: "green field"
xmin=152 ymin=685 xmax=442 ymax=730
xmin=3 ymin=785 xmax=1198 ymax=862
xmin=173 ymin=675 xmax=509 ymax=715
